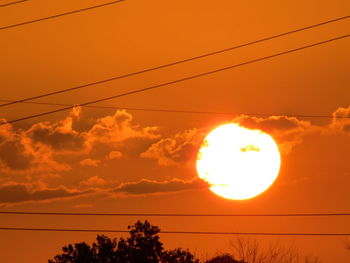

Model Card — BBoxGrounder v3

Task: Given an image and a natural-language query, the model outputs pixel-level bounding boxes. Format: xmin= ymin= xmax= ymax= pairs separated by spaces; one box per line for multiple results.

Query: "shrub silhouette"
xmin=48 ymin=220 xmax=199 ymax=263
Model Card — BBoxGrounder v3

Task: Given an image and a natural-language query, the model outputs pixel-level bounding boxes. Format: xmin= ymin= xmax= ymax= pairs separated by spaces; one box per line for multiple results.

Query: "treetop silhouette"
xmin=48 ymin=220 xmax=199 ymax=263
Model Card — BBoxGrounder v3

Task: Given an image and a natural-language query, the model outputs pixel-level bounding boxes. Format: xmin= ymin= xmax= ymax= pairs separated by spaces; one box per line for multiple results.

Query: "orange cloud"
xmin=329 ymin=106 xmax=350 ymax=134
xmin=4 ymin=105 xmax=348 ymax=205
xmin=108 ymin=151 xmax=123 ymax=159
xmin=87 ymin=110 xmax=159 ymax=146
xmin=80 ymin=158 xmax=101 ymax=167
xmin=141 ymin=129 xmax=205 ymax=166
xmin=80 ymin=176 xmax=107 ymax=187
xmin=0 ymin=109 xmax=160 ymax=177
xmin=0 ymin=122 xmax=69 ymax=174
xmin=141 ymin=115 xmax=311 ymax=167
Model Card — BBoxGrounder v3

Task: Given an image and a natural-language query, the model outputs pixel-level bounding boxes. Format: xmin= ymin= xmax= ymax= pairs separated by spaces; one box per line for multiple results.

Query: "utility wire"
xmin=1 ymin=211 xmax=350 ymax=217
xmin=0 ymin=0 xmax=126 ymax=30
xmin=1 ymin=34 xmax=349 ymax=126
xmin=0 ymin=0 xmax=28 ymax=7
xmin=0 ymin=227 xmax=349 ymax=236
xmin=1 ymin=15 xmax=349 ymax=107
xmin=1 ymin=99 xmax=349 ymax=119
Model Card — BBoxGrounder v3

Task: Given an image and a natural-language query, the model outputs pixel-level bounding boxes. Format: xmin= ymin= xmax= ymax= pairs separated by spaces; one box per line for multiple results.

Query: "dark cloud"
xmin=0 ymin=183 xmax=89 ymax=204
xmin=231 ymin=115 xmax=312 ymax=154
xmin=27 ymin=119 xmax=86 ymax=152
xmin=0 ymin=140 xmax=33 ymax=170
xmin=114 ymin=178 xmax=209 ymax=195
xmin=232 ymin=115 xmax=309 ymax=133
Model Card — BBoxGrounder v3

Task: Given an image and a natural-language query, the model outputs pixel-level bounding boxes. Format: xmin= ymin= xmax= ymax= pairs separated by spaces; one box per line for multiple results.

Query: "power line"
xmin=0 ymin=227 xmax=349 ymax=236
xmin=1 ymin=211 xmax=350 ymax=217
xmin=1 ymin=15 xmax=349 ymax=107
xmin=0 ymin=34 xmax=349 ymax=126
xmin=1 ymin=98 xmax=350 ymax=119
xmin=0 ymin=0 xmax=126 ymax=30
xmin=0 ymin=0 xmax=28 ymax=7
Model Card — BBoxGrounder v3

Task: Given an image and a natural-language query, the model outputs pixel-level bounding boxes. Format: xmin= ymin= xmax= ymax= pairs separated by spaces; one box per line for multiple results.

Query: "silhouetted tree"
xmin=230 ymin=237 xmax=320 ymax=263
xmin=48 ymin=235 xmax=118 ymax=263
xmin=118 ymin=220 xmax=163 ymax=262
xmin=205 ymin=253 xmax=243 ymax=263
xmin=49 ymin=220 xmax=198 ymax=263
xmin=161 ymin=248 xmax=199 ymax=263
xmin=49 ymin=221 xmax=321 ymax=263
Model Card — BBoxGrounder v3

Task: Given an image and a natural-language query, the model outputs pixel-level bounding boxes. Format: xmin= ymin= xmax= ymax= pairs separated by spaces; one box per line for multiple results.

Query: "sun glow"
xmin=196 ymin=123 xmax=281 ymax=200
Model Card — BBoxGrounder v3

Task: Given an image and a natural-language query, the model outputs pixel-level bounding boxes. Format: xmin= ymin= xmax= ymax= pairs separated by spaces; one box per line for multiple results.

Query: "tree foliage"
xmin=48 ymin=220 xmax=198 ymax=263
xmin=49 ymin=221 xmax=321 ymax=263
xmin=205 ymin=253 xmax=243 ymax=263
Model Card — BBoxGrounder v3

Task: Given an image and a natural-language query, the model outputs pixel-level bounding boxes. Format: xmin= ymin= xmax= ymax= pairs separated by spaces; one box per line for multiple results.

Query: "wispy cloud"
xmin=114 ymin=178 xmax=209 ymax=195
xmin=0 ymin=182 xmax=90 ymax=205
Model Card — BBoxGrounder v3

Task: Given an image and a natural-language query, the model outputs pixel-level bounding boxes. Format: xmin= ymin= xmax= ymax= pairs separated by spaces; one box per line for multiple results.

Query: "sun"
xmin=196 ymin=123 xmax=281 ymax=200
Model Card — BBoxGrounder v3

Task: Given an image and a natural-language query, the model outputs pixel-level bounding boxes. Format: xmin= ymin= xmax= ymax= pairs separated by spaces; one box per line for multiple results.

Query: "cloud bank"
xmin=0 ymin=106 xmax=349 ymax=205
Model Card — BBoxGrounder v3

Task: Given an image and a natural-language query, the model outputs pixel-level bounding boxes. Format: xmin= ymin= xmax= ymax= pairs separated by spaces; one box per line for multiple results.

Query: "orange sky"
xmin=0 ymin=0 xmax=350 ymax=262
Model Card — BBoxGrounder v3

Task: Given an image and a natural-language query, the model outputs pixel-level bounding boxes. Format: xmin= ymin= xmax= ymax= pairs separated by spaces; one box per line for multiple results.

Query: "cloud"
xmin=0 ymin=109 xmax=160 ymax=176
xmin=0 ymin=122 xmax=33 ymax=170
xmin=87 ymin=110 xmax=159 ymax=146
xmin=332 ymin=106 xmax=350 ymax=118
xmin=141 ymin=129 xmax=205 ymax=166
xmin=231 ymin=115 xmax=310 ymax=133
xmin=69 ymin=106 xmax=82 ymax=119
xmin=141 ymin=115 xmax=311 ymax=166
xmin=6 ymin=104 xmax=348 ymax=205
xmin=0 ymin=140 xmax=33 ymax=170
xmin=329 ymin=106 xmax=350 ymax=134
xmin=0 ymin=182 xmax=89 ymax=204
xmin=26 ymin=117 xmax=87 ymax=152
xmin=25 ymin=109 xmax=158 ymax=157
xmin=108 ymin=151 xmax=123 ymax=160
xmin=80 ymin=176 xmax=107 ymax=187
xmin=0 ymin=123 xmax=68 ymax=174
xmin=231 ymin=115 xmax=312 ymax=154
xmin=80 ymin=158 xmax=101 ymax=167
xmin=0 ymin=111 xmax=87 ymax=174
xmin=0 ymin=120 xmax=15 ymax=143
xmin=114 ymin=178 xmax=209 ymax=195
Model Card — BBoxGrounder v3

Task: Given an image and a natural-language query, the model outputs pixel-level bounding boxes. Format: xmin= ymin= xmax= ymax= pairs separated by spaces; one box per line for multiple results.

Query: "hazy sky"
xmin=0 ymin=0 xmax=349 ymax=262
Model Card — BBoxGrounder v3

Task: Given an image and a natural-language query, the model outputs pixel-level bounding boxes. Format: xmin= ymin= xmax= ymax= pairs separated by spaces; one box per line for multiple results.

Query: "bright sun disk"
xmin=196 ymin=123 xmax=281 ymax=200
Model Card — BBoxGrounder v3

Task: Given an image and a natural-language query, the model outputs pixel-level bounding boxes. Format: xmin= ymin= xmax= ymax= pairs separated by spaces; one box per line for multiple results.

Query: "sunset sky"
xmin=0 ymin=0 xmax=350 ymax=262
